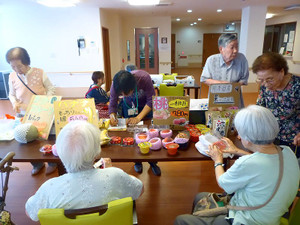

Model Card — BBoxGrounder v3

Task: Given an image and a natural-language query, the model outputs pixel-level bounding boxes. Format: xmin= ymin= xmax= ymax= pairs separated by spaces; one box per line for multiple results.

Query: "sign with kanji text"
xmin=208 ymin=83 xmax=241 ymax=110
xmin=153 ymin=96 xmax=190 ymax=130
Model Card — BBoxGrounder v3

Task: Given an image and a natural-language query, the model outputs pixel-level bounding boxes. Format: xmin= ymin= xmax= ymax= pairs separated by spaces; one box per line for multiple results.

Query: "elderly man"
xmin=200 ymin=33 xmax=249 ymax=107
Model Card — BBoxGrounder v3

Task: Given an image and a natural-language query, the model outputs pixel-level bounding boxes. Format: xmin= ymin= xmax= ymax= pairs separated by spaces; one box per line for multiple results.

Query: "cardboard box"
xmin=189 ymin=99 xmax=208 ymax=124
xmin=175 ymin=75 xmax=195 ymax=87
xmin=208 ymin=83 xmax=241 ymax=110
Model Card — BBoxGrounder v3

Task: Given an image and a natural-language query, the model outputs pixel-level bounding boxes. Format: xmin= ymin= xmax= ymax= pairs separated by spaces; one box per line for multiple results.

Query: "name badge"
xmin=128 ymin=108 xmax=138 ymax=116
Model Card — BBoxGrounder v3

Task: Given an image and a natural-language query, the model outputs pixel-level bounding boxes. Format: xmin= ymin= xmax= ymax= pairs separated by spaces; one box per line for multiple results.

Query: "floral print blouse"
xmin=256 ymin=75 xmax=300 ymax=143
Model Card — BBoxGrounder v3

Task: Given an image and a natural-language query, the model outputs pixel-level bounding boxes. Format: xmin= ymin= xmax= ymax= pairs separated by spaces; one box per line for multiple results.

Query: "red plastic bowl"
xmin=165 ymin=143 xmax=179 ymax=155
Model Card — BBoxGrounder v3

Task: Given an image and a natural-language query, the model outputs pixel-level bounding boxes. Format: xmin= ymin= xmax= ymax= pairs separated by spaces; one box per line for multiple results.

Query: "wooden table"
xmin=0 ymin=129 xmax=244 ymax=174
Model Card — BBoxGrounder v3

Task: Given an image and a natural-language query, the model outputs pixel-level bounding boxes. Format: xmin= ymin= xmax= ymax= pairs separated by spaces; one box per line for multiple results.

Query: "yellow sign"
xmin=169 ymin=99 xmax=188 ymax=108
xmin=23 ymin=95 xmax=62 ymax=140
xmin=54 ymin=99 xmax=98 ymax=137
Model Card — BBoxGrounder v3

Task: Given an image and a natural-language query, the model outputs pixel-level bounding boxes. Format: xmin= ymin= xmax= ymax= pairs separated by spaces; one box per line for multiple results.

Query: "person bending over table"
xmin=6 ymin=47 xmax=57 ymax=176
xmin=200 ymin=33 xmax=249 ymax=107
xmin=174 ymin=105 xmax=299 ymax=225
xmin=25 ymin=120 xmax=144 ymax=222
xmin=108 ymin=69 xmax=161 ymax=176
xmin=253 ymin=52 xmax=300 ymax=158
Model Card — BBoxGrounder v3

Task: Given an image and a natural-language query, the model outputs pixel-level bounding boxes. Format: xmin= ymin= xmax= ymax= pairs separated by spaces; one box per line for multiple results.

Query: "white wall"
xmin=266 ymin=13 xmax=300 ymax=75
xmin=100 ymin=9 xmax=123 ymax=77
xmin=172 ymin=23 xmax=241 ymax=66
xmin=0 ymin=0 xmax=103 ymax=95
xmin=121 ymin=16 xmax=172 ymax=74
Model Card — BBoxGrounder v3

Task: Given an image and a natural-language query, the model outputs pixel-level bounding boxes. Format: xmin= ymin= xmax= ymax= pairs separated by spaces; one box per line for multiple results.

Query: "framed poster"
xmin=22 ymin=95 xmax=62 ymax=140
xmin=53 ymin=98 xmax=98 ymax=137
xmin=152 ymin=96 xmax=190 ymax=130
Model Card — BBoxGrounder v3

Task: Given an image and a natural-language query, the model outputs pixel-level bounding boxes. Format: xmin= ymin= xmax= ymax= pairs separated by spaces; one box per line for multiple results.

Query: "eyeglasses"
xmin=255 ymin=78 xmax=275 ymax=84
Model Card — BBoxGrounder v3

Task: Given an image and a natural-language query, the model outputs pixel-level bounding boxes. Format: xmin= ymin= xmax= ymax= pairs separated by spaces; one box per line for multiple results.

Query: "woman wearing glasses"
xmin=252 ymin=52 xmax=300 ymax=157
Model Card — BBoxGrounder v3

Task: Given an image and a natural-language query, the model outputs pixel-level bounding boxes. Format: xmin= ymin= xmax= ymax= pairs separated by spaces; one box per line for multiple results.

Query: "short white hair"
xmin=234 ymin=105 xmax=279 ymax=145
xmin=56 ymin=121 xmax=101 ymax=173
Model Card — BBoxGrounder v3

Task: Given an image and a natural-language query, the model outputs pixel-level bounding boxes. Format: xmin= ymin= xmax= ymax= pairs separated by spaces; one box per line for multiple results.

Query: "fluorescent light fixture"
xmin=190 ymin=23 xmax=194 ymax=26
xmin=198 ymin=18 xmax=202 ymax=21
xmin=187 ymin=9 xmax=192 ymax=13
xmin=128 ymin=0 xmax=160 ymax=5
xmin=37 ymin=0 xmax=79 ymax=7
xmin=284 ymin=4 xmax=300 ymax=10
xmin=176 ymin=18 xmax=181 ymax=21
xmin=266 ymin=13 xmax=275 ymax=19
xmin=193 ymin=22 xmax=197 ymax=24
xmin=231 ymin=22 xmax=235 ymax=25
xmin=217 ymin=9 xmax=222 ymax=12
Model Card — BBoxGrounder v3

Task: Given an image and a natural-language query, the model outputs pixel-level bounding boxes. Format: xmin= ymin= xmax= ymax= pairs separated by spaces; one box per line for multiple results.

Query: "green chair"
xmin=159 ymin=83 xmax=184 ymax=96
xmin=162 ymin=73 xmax=177 ymax=81
xmin=280 ymin=196 xmax=300 ymax=225
xmin=38 ymin=197 xmax=137 ymax=225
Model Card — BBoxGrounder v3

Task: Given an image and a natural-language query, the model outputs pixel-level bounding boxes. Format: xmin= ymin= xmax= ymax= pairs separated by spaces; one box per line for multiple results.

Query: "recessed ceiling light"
xmin=217 ymin=9 xmax=222 ymax=12
xmin=194 ymin=22 xmax=197 ymax=24
xmin=266 ymin=13 xmax=275 ymax=19
xmin=187 ymin=9 xmax=192 ymax=13
xmin=198 ymin=18 xmax=202 ymax=21
xmin=190 ymin=23 xmax=194 ymax=26
xmin=231 ymin=22 xmax=235 ymax=25
xmin=176 ymin=18 xmax=181 ymax=21
xmin=128 ymin=0 xmax=160 ymax=6
xmin=37 ymin=0 xmax=79 ymax=7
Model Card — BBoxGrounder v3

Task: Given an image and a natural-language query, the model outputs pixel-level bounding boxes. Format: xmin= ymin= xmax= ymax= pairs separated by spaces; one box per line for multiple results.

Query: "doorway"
xmin=135 ymin=28 xmax=159 ymax=74
xmin=101 ymin=27 xmax=112 ymax=92
xmin=171 ymin=33 xmax=176 ymax=69
xmin=202 ymin=33 xmax=221 ymax=67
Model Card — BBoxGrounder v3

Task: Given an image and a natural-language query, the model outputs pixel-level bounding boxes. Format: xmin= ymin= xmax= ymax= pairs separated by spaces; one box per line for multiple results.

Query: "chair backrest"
xmin=38 ymin=197 xmax=134 ymax=225
xmin=289 ymin=197 xmax=300 ymax=225
xmin=159 ymin=83 xmax=184 ymax=96
xmin=162 ymin=73 xmax=177 ymax=81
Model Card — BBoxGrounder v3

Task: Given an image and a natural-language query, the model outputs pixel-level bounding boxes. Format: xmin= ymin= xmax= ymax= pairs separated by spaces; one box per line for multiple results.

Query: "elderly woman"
xmin=25 ymin=120 xmax=144 ymax=222
xmin=6 ymin=47 xmax=56 ymax=175
xmin=109 ymin=69 xmax=161 ymax=176
xmin=174 ymin=105 xmax=299 ymax=225
xmin=253 ymin=52 xmax=300 ymax=157
xmin=200 ymin=33 xmax=249 ymax=107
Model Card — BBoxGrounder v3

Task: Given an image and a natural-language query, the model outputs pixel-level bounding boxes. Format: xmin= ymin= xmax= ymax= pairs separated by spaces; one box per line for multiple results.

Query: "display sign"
xmin=152 ymin=96 xmax=190 ymax=130
xmin=208 ymin=83 xmax=241 ymax=110
xmin=23 ymin=95 xmax=62 ymax=140
xmin=53 ymin=98 xmax=98 ymax=137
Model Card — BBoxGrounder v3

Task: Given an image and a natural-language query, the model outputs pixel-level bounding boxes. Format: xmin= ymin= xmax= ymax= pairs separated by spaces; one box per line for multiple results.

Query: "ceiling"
xmin=79 ymin=0 xmax=300 ymax=25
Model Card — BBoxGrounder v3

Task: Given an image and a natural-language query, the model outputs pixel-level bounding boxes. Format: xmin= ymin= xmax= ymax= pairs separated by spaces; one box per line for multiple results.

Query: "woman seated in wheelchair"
xmin=25 ymin=121 xmax=144 ymax=221
xmin=175 ymin=105 xmax=299 ymax=225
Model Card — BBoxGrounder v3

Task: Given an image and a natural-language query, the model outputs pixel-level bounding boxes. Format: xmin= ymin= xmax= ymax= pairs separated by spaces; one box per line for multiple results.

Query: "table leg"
xmin=195 ymin=88 xmax=198 ymax=99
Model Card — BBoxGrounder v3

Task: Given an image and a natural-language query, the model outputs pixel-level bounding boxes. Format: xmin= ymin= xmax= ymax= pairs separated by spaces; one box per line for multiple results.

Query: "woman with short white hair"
xmin=175 ymin=105 xmax=299 ymax=225
xmin=25 ymin=121 xmax=144 ymax=222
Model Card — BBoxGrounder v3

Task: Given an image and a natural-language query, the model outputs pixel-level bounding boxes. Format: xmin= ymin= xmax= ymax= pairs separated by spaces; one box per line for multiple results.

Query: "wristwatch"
xmin=214 ymin=162 xmax=224 ymax=168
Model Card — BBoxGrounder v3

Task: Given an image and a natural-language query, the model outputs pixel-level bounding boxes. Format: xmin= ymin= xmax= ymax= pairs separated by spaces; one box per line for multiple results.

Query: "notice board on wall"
xmin=208 ymin=83 xmax=241 ymax=110
xmin=53 ymin=98 xmax=98 ymax=137
xmin=22 ymin=95 xmax=62 ymax=140
xmin=152 ymin=96 xmax=190 ymax=130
